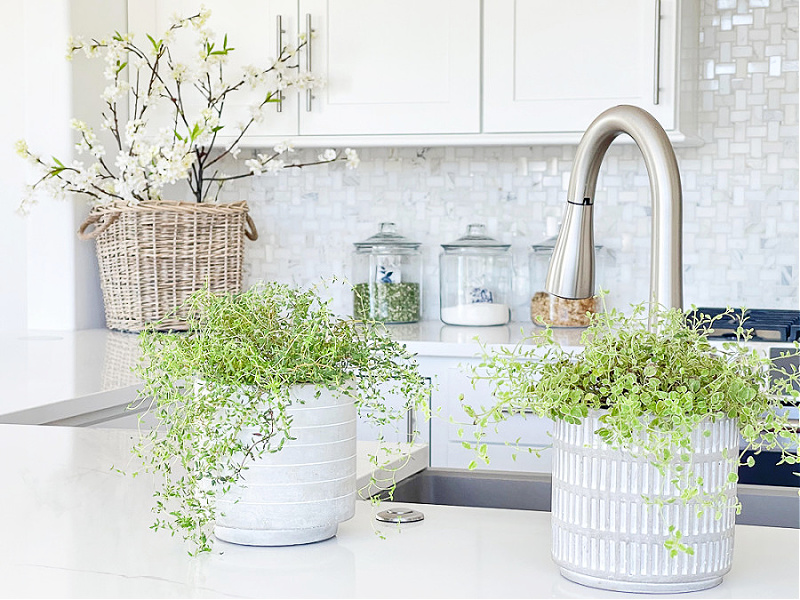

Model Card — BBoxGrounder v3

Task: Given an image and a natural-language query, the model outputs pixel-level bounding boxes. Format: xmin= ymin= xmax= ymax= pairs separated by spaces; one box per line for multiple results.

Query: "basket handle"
xmin=77 ymin=211 xmax=119 ymax=240
xmin=244 ymin=214 xmax=258 ymax=241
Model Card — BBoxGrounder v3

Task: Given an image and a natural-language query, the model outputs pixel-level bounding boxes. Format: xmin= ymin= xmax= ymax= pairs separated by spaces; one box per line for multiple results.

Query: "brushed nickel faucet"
xmin=545 ymin=105 xmax=683 ymax=311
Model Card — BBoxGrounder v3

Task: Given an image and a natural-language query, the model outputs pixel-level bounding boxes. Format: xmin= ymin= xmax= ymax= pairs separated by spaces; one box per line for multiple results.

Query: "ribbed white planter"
xmin=214 ymin=385 xmax=357 ymax=546
xmin=551 ymin=412 xmax=739 ymax=593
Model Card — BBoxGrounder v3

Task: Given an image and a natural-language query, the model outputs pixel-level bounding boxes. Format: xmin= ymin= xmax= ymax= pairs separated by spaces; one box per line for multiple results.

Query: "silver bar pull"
xmin=407 ymin=377 xmax=431 ymax=443
xmin=653 ymin=0 xmax=662 ymax=105
xmin=406 ymin=407 xmax=416 ymax=443
xmin=276 ymin=15 xmax=284 ymax=112
xmin=305 ymin=13 xmax=314 ymax=112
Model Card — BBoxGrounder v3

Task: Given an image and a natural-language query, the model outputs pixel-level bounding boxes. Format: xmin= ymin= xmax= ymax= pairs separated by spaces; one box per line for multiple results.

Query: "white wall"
xmin=0 ymin=0 xmax=123 ymax=332
xmin=0 ymin=1 xmax=27 ymax=331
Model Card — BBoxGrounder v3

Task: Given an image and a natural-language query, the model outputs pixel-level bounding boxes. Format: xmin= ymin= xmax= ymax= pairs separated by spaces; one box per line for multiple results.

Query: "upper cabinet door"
xmin=483 ymin=0 xmax=678 ymax=134
xmin=128 ymin=1 xmax=298 ymax=142
xmin=297 ymin=0 xmax=481 ymax=136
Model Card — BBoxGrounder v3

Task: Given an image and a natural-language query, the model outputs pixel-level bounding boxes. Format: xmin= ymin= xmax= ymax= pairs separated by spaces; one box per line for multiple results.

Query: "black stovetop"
xmin=690 ymin=307 xmax=800 ymax=342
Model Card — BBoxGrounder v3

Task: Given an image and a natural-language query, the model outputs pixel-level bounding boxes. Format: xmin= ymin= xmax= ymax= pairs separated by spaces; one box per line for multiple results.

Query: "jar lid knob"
xmin=379 ymin=222 xmax=398 ymax=234
xmin=467 ymin=223 xmax=486 ymax=236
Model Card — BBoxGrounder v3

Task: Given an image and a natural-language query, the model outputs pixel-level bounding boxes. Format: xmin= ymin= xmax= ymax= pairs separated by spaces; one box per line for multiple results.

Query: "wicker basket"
xmin=78 ymin=201 xmax=258 ymax=332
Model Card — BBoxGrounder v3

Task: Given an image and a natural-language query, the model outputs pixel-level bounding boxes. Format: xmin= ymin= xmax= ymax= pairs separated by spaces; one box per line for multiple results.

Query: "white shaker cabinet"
xmin=297 ymin=0 xmax=481 ymax=136
xmin=483 ymin=0 xmax=697 ymax=139
xmin=419 ymin=355 xmax=553 ymax=474
xmin=129 ymin=1 xmax=696 ymax=145
xmin=129 ymin=1 xmax=481 ymax=140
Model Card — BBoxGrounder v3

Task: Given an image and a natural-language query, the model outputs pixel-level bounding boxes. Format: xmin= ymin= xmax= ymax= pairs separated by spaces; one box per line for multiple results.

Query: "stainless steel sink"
xmin=387 ymin=468 xmax=552 ymax=512
xmin=386 ymin=468 xmax=800 ymax=529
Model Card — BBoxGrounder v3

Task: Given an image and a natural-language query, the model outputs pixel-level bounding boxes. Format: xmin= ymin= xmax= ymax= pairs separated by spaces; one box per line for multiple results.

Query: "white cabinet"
xmin=128 ymin=1 xmax=481 ymax=142
xmin=418 ymin=355 xmax=553 ymax=474
xmin=483 ymin=0 xmax=697 ymax=139
xmin=298 ymin=0 xmax=481 ymax=136
xmin=128 ymin=1 xmax=696 ymax=146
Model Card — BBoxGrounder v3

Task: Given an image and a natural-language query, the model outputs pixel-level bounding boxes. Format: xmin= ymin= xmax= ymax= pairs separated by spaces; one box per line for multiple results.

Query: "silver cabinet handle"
xmin=653 ymin=0 xmax=662 ymax=105
xmin=408 ymin=376 xmax=432 ymax=443
xmin=276 ymin=15 xmax=285 ymax=112
xmin=407 ymin=407 xmax=416 ymax=443
xmin=305 ymin=13 xmax=314 ymax=112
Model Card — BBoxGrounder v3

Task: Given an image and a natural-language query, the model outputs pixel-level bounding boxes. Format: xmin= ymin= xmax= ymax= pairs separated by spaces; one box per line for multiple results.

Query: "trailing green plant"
xmin=130 ymin=280 xmax=429 ymax=553
xmin=460 ymin=302 xmax=800 ymax=554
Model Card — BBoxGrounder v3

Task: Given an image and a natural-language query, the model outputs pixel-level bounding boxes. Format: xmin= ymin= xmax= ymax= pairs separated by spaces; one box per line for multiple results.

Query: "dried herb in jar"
xmin=353 ymin=282 xmax=420 ymax=323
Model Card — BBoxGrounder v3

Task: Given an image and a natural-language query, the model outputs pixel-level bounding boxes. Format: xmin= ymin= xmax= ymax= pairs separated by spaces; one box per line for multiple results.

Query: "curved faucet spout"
xmin=545 ymin=105 xmax=683 ymax=310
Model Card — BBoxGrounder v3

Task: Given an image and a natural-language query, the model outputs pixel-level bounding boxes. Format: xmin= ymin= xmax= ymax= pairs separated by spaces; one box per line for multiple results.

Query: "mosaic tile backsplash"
xmin=214 ymin=0 xmax=798 ymax=321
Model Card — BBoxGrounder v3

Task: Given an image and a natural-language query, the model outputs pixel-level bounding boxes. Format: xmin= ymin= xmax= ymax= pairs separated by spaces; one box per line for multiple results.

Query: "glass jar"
xmin=529 ymin=236 xmax=610 ymax=327
xmin=352 ymin=222 xmax=422 ymax=323
xmin=439 ymin=224 xmax=512 ymax=327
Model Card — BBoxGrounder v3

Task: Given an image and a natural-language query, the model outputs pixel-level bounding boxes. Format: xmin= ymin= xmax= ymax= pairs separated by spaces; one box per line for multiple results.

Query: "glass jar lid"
xmin=530 ymin=235 xmax=604 ymax=253
xmin=354 ymin=222 xmax=420 ymax=250
xmin=441 ymin=224 xmax=510 ymax=251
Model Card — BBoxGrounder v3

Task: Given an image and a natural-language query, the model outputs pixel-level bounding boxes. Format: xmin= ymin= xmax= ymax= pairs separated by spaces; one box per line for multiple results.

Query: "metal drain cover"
xmin=375 ymin=507 xmax=425 ymax=523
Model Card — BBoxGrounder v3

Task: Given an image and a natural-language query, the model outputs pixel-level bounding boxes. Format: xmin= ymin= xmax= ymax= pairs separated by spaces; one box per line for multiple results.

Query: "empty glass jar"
xmin=529 ymin=236 xmax=610 ymax=327
xmin=439 ymin=224 xmax=511 ymax=326
xmin=352 ymin=223 xmax=422 ymax=323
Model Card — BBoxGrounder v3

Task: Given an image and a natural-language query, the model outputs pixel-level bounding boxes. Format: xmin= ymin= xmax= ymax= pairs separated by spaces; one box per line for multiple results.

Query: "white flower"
xmin=271 ymin=59 xmax=288 ymax=77
xmin=200 ymin=108 xmax=219 ymax=127
xmin=245 ymin=158 xmax=262 ymax=175
xmin=162 ymin=28 xmax=176 ymax=45
xmin=264 ymin=159 xmax=285 ymax=173
xmin=273 ymin=141 xmax=295 ymax=154
xmin=145 ymin=80 xmax=167 ymax=103
xmin=345 ymin=148 xmax=360 ymax=169
xmin=229 ymin=147 xmax=241 ymax=159
xmin=193 ymin=7 xmax=212 ymax=28
xmin=172 ymin=62 xmax=190 ymax=83
xmin=101 ymin=80 xmax=129 ymax=103
xmin=242 ymin=64 xmax=262 ymax=88
xmin=168 ymin=11 xmax=184 ymax=28
xmin=287 ymin=72 xmax=321 ymax=91
xmin=14 ymin=140 xmax=29 ymax=158
xmin=319 ymin=149 xmax=337 ymax=162
xmin=281 ymin=44 xmax=298 ymax=60
xmin=16 ymin=186 xmax=37 ymax=215
xmin=66 ymin=36 xmax=83 ymax=60
xmin=124 ymin=119 xmax=145 ymax=146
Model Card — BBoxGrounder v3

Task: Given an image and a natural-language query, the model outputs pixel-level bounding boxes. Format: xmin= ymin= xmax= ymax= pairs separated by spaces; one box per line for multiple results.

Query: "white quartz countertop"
xmin=0 ymin=326 xmax=789 ymax=424
xmin=0 ymin=423 xmax=796 ymax=599
xmin=0 ymin=324 xmax=559 ymax=423
xmin=0 ymin=329 xmax=142 ymax=424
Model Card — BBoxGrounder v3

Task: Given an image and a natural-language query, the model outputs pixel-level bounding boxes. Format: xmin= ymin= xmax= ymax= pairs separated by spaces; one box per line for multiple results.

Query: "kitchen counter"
xmin=0 ymin=326 xmax=788 ymax=425
xmin=0 ymin=329 xmax=142 ymax=425
xmin=0 ymin=324 xmax=562 ymax=425
xmin=0 ymin=423 xmax=796 ymax=599
xmin=386 ymin=320 xmax=585 ymax=356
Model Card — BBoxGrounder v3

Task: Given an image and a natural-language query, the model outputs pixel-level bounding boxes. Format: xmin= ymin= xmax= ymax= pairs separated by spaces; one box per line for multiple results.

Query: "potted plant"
xmin=16 ymin=8 xmax=358 ymax=332
xmin=131 ymin=280 xmax=429 ymax=553
xmin=461 ymin=303 xmax=799 ymax=593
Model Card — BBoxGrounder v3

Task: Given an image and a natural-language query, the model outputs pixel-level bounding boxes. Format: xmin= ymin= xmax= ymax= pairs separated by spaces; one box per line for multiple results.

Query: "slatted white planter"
xmin=551 ymin=412 xmax=739 ymax=593
xmin=215 ymin=385 xmax=357 ymax=546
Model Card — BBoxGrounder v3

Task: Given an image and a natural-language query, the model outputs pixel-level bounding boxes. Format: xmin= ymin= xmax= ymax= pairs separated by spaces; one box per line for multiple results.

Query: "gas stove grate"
xmin=689 ymin=307 xmax=800 ymax=342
